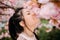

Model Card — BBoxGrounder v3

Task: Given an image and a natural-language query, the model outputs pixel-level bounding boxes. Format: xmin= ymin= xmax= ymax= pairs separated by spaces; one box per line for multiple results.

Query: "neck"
xmin=24 ymin=27 xmax=34 ymax=37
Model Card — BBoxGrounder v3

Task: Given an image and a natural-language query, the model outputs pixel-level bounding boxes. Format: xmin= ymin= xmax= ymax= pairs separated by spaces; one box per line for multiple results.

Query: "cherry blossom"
xmin=39 ymin=2 xmax=59 ymax=19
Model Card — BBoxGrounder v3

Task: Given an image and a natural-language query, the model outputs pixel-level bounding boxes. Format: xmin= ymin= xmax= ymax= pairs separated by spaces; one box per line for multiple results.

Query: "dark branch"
xmin=0 ymin=1 xmax=15 ymax=10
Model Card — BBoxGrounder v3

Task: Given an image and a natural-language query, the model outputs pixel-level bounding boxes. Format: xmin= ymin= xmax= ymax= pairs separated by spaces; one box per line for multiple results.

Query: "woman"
xmin=9 ymin=7 xmax=40 ymax=40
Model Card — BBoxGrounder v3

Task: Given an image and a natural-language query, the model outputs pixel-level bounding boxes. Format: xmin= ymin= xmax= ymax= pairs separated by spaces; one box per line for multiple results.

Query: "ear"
xmin=19 ymin=21 xmax=25 ymax=27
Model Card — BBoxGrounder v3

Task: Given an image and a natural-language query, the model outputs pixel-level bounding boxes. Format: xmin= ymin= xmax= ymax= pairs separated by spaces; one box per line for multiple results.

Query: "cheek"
xmin=29 ymin=15 xmax=40 ymax=25
xmin=31 ymin=13 xmax=39 ymax=21
xmin=24 ymin=15 xmax=34 ymax=23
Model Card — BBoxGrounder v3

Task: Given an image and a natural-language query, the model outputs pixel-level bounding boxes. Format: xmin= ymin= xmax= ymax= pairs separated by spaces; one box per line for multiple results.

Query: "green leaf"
xmin=1 ymin=27 xmax=7 ymax=33
xmin=40 ymin=19 xmax=49 ymax=24
xmin=1 ymin=37 xmax=12 ymax=40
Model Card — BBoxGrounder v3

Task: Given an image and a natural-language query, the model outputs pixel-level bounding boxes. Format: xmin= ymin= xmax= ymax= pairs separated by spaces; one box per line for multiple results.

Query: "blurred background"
xmin=0 ymin=0 xmax=60 ymax=40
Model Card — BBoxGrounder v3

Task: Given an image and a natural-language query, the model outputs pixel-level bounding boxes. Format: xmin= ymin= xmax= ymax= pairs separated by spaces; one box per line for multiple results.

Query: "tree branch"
xmin=0 ymin=1 xmax=15 ymax=10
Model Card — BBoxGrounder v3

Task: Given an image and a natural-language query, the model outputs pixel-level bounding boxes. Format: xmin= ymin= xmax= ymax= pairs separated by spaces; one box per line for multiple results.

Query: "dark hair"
xmin=9 ymin=8 xmax=24 ymax=40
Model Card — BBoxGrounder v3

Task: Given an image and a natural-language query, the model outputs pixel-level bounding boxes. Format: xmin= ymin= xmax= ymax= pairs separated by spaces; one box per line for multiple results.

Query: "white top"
xmin=17 ymin=32 xmax=37 ymax=40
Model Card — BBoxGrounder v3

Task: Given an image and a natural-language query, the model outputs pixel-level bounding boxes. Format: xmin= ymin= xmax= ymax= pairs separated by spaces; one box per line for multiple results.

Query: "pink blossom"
xmin=0 ymin=33 xmax=4 ymax=39
xmin=23 ymin=1 xmax=33 ymax=9
xmin=9 ymin=0 xmax=26 ymax=8
xmin=0 ymin=9 xmax=3 ymax=14
xmin=23 ymin=0 xmax=39 ymax=9
xmin=4 ymin=32 xmax=10 ymax=38
xmin=38 ymin=0 xmax=49 ymax=4
xmin=9 ymin=0 xmax=16 ymax=4
xmin=9 ymin=0 xmax=15 ymax=3
xmin=49 ymin=8 xmax=60 ymax=26
xmin=3 ymin=0 xmax=12 ymax=6
xmin=52 ymin=13 xmax=60 ymax=20
xmin=49 ymin=19 xmax=59 ymax=27
xmin=5 ymin=25 xmax=8 ymax=30
xmin=23 ymin=0 xmax=40 ymax=18
xmin=39 ymin=2 xmax=59 ymax=19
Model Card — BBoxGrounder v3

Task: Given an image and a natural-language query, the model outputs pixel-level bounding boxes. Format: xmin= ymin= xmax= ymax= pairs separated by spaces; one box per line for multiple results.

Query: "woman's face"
xmin=22 ymin=9 xmax=40 ymax=32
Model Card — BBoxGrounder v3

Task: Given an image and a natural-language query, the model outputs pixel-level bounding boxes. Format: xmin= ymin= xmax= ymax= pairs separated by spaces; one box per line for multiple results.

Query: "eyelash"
xmin=27 ymin=13 xmax=30 ymax=15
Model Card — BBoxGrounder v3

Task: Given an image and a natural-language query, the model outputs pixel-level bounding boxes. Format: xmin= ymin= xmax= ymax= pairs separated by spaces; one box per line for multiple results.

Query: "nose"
xmin=32 ymin=13 xmax=37 ymax=16
xmin=32 ymin=13 xmax=40 ymax=18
